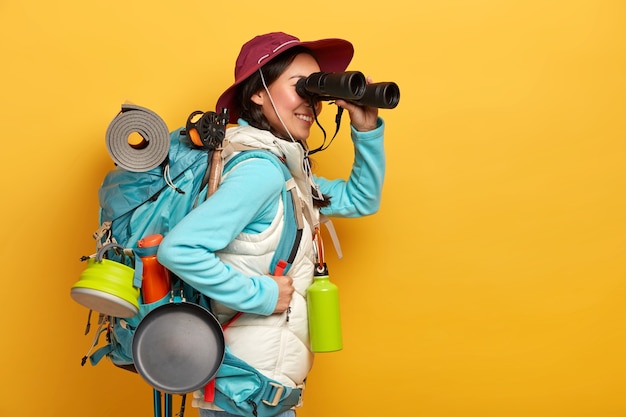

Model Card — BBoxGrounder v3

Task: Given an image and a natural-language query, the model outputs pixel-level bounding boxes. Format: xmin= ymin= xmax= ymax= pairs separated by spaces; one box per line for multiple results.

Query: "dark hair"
xmin=236 ymin=46 xmax=310 ymax=132
xmin=235 ymin=46 xmax=331 ymax=207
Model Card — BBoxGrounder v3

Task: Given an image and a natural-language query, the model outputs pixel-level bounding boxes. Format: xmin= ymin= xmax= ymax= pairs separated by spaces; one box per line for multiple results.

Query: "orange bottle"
xmin=137 ymin=234 xmax=171 ymax=303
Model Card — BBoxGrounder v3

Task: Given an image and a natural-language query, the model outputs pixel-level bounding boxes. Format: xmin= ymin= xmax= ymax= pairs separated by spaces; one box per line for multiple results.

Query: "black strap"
xmin=308 ymin=99 xmax=344 ymax=155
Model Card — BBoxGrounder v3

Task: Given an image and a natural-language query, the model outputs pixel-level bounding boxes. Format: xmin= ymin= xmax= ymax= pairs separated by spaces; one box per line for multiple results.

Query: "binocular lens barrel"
xmin=297 ymin=71 xmax=367 ymax=101
xmin=296 ymin=71 xmax=401 ymax=109
xmin=358 ymin=82 xmax=401 ymax=109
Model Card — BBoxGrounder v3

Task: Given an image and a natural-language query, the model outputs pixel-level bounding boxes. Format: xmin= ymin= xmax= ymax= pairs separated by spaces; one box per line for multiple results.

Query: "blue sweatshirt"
xmin=158 ymin=118 xmax=385 ymax=315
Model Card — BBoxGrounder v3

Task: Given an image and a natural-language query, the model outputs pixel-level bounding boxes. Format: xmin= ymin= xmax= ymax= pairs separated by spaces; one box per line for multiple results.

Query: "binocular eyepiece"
xmin=295 ymin=71 xmax=400 ymax=109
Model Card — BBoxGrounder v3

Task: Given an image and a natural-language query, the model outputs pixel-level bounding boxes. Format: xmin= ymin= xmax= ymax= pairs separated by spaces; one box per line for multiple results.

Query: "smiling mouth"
xmin=295 ymin=113 xmax=313 ymax=124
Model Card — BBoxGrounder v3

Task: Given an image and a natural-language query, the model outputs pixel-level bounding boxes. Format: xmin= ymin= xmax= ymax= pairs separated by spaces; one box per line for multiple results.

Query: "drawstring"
xmin=303 ymin=152 xmax=324 ymax=202
xmin=163 ymin=163 xmax=184 ymax=194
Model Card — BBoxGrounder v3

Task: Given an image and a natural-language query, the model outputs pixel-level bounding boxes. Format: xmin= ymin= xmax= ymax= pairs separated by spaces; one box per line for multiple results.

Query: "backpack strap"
xmin=223 ymin=150 xmax=303 ymax=276
xmin=202 ymin=150 xmax=304 ymax=406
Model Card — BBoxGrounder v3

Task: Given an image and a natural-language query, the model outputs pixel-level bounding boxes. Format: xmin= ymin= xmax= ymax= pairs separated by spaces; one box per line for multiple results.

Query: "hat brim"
xmin=216 ymin=37 xmax=354 ymax=124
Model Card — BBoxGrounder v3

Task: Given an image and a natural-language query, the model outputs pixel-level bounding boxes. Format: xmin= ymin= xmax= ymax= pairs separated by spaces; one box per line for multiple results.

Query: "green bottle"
xmin=306 ymin=263 xmax=343 ymax=352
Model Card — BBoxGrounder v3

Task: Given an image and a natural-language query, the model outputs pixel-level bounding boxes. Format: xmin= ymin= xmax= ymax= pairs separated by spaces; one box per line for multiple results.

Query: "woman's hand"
xmin=335 ymin=76 xmax=379 ymax=132
xmin=269 ymin=274 xmax=295 ymax=314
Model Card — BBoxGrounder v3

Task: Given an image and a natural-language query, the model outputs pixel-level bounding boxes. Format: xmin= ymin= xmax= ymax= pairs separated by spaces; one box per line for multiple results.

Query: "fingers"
xmin=271 ymin=274 xmax=294 ymax=314
xmin=335 ymin=99 xmax=378 ymax=132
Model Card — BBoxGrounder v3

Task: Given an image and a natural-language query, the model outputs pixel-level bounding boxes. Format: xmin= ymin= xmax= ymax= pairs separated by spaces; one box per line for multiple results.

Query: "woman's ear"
xmin=251 ymin=90 xmax=264 ymax=106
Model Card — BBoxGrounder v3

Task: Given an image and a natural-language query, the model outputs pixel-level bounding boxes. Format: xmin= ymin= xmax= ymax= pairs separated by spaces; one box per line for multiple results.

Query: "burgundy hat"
xmin=216 ymin=32 xmax=354 ymax=124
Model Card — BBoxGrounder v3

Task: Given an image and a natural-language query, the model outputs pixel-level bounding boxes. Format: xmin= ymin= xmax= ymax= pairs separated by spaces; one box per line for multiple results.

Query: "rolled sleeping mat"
xmin=105 ymin=103 xmax=170 ymax=172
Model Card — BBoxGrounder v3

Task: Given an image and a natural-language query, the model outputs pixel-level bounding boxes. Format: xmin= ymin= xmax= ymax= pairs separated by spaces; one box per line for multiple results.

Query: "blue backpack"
xmin=79 ymin=108 xmax=304 ymax=417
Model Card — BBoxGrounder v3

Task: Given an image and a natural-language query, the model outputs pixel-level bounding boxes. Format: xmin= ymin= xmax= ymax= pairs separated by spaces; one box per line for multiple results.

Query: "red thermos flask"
xmin=137 ymin=234 xmax=171 ymax=303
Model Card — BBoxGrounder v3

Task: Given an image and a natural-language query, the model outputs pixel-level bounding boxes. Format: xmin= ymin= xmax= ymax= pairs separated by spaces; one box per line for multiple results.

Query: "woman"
xmin=158 ymin=31 xmax=386 ymax=417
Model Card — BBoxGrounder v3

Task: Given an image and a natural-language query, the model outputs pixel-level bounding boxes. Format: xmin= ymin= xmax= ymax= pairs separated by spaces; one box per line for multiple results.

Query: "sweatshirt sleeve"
xmin=157 ymin=157 xmax=284 ymax=316
xmin=318 ymin=117 xmax=386 ymax=218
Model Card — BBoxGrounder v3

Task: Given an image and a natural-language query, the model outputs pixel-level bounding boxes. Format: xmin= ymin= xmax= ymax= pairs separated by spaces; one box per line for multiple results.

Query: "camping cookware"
xmin=71 ymin=243 xmax=140 ymax=318
xmin=132 ymin=294 xmax=225 ymax=394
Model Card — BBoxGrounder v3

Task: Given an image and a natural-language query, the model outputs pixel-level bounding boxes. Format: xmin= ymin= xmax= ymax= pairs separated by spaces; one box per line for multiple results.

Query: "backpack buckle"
xmin=262 ymin=382 xmax=284 ymax=406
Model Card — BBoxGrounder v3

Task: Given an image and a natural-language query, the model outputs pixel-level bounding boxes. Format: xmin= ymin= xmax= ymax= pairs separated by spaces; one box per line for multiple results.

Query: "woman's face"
xmin=252 ymin=53 xmax=322 ymax=144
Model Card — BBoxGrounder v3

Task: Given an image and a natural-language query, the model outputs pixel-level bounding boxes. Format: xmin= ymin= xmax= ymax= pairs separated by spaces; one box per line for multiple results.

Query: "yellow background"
xmin=1 ymin=0 xmax=625 ymax=416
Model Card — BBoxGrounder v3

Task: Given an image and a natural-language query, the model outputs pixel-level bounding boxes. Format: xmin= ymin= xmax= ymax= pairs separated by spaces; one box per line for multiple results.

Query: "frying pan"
xmin=132 ymin=300 xmax=225 ymax=394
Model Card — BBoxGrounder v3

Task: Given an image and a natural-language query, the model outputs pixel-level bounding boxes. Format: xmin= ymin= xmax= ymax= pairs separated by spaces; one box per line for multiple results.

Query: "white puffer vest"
xmin=193 ymin=125 xmax=319 ymax=409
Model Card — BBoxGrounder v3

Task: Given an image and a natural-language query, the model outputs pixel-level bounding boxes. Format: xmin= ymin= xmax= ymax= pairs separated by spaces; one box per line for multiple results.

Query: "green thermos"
xmin=306 ymin=263 xmax=343 ymax=352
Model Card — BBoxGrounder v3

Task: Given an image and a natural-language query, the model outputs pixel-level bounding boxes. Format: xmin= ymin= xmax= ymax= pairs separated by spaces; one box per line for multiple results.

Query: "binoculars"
xmin=295 ymin=71 xmax=400 ymax=109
